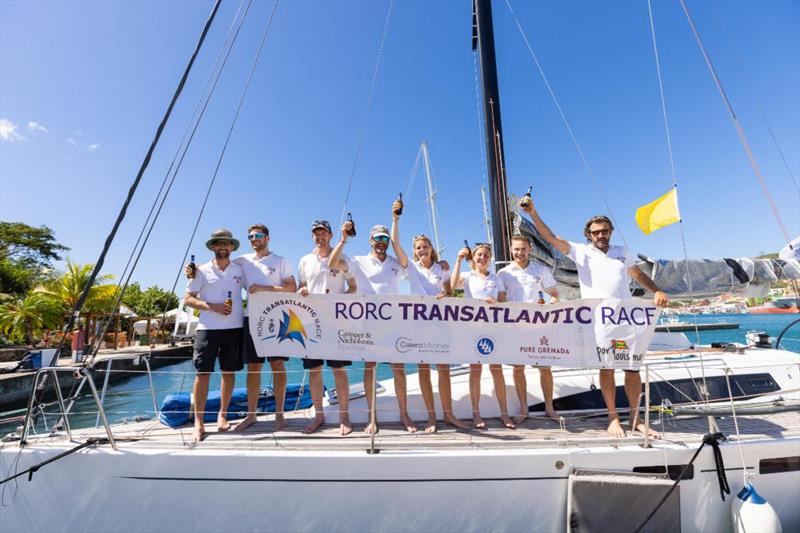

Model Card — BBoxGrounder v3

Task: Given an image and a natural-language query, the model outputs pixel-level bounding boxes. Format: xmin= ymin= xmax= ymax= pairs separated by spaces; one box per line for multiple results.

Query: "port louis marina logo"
xmin=596 ymin=338 xmax=644 ymax=364
xmin=257 ymin=299 xmax=322 ymax=350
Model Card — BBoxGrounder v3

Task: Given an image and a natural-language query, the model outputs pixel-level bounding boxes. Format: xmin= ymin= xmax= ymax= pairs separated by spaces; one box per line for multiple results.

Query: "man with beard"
xmin=184 ymin=229 xmax=245 ymax=442
xmin=232 ymin=224 xmax=296 ymax=432
xmin=521 ymin=202 xmax=667 ymax=438
xmin=297 ymin=220 xmax=357 ymax=435
xmin=329 ymin=199 xmax=412 ymax=434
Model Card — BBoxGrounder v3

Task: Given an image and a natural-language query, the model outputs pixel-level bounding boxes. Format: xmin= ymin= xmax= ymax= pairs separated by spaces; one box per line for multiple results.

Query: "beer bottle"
xmin=394 ymin=192 xmax=404 ymax=216
xmin=347 ymin=212 xmax=357 ymax=237
xmin=188 ymin=255 xmax=196 ymax=279
xmin=225 ymin=291 xmax=233 ymax=311
xmin=520 ymin=186 xmax=533 ymax=209
xmin=464 ymin=240 xmax=473 ymax=261
xmin=537 ymin=291 xmax=545 ymax=305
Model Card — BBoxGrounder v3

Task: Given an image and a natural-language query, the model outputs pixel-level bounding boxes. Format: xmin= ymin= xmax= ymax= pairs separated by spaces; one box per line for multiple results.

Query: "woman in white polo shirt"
xmin=451 ymin=243 xmax=516 ymax=430
xmin=407 ymin=235 xmax=468 ymax=432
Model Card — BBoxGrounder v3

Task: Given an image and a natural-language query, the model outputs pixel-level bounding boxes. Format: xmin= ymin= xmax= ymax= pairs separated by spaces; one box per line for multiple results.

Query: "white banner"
xmin=248 ymin=293 xmax=662 ymax=369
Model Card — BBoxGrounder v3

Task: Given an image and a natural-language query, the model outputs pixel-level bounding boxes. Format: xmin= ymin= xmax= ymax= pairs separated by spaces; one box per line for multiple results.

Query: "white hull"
xmin=2 ymin=347 xmax=799 ymax=532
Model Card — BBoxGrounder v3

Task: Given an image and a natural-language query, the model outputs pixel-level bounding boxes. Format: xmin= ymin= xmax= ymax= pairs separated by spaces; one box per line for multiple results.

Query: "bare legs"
xmin=418 ymin=364 xmax=437 ymax=433
xmin=539 ymin=367 xmax=557 ymax=418
xmin=270 ymin=359 xmax=287 ymax=431
xmin=490 ymin=364 xmax=516 ymax=429
xmin=364 ymin=361 xmax=378 ymax=434
xmin=469 ymin=364 xmax=486 ymax=428
xmin=333 ymin=368 xmax=352 ymax=435
xmin=437 ymin=364 xmax=466 ymax=429
xmin=392 ymin=363 xmax=418 ymax=432
xmin=303 ymin=366 xmax=326 ymax=434
xmin=218 ymin=372 xmax=234 ymax=431
xmin=512 ymin=365 xmax=528 ymax=424
xmin=192 ymin=373 xmax=210 ymax=441
xmin=233 ymin=362 xmax=263 ymax=432
xmin=599 ymin=369 xmax=624 ymax=437
xmin=625 ymin=371 xmax=660 ymax=439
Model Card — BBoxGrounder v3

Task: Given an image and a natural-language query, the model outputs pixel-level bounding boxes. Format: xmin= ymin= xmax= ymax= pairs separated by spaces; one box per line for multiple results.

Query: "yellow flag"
xmin=636 ymin=188 xmax=680 ymax=235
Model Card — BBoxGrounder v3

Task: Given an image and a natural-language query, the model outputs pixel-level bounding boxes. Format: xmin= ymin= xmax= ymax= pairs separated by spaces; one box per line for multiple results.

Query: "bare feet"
xmin=364 ymin=422 xmax=379 ymax=435
xmin=233 ymin=415 xmax=257 ymax=432
xmin=423 ymin=416 xmax=437 ymax=434
xmin=632 ymin=421 xmax=661 ymax=439
xmin=339 ymin=414 xmax=352 ymax=436
xmin=512 ymin=413 xmax=528 ymax=425
xmin=444 ymin=413 xmax=468 ymax=429
xmin=273 ymin=414 xmax=288 ymax=432
xmin=472 ymin=415 xmax=487 ymax=430
xmin=193 ymin=425 xmax=206 ymax=442
xmin=303 ymin=414 xmax=325 ymax=434
xmin=400 ymin=413 xmax=418 ymax=433
xmin=500 ymin=414 xmax=516 ymax=429
xmin=544 ymin=408 xmax=559 ymax=420
xmin=217 ymin=416 xmax=231 ymax=432
xmin=606 ymin=415 xmax=626 ymax=438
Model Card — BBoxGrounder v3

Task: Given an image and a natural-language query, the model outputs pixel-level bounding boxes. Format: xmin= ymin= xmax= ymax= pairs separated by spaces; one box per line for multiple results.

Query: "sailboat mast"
xmin=420 ymin=141 xmax=443 ymax=256
xmin=480 ymin=184 xmax=493 ymax=249
xmin=472 ymin=0 xmax=512 ymax=264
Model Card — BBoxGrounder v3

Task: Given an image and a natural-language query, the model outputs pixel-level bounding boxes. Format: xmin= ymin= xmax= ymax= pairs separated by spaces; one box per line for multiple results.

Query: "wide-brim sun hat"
xmin=205 ymin=228 xmax=240 ymax=251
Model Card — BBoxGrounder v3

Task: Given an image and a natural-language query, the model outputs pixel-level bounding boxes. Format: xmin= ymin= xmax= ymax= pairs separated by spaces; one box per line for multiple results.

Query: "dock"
xmin=0 ymin=343 xmax=193 ymax=410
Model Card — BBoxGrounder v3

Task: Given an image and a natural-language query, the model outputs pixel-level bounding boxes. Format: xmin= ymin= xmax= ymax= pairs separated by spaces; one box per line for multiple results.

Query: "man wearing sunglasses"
xmin=297 ymin=220 xmax=357 ymax=435
xmin=520 ymin=201 xmax=667 ymax=439
xmin=233 ymin=224 xmax=296 ymax=432
xmin=329 ymin=198 xmax=413 ymax=434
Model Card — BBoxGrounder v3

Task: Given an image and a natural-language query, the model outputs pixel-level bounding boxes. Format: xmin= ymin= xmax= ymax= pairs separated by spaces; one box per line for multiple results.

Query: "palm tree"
xmin=0 ymin=294 xmax=64 ymax=345
xmin=34 ymin=260 xmax=117 ymax=314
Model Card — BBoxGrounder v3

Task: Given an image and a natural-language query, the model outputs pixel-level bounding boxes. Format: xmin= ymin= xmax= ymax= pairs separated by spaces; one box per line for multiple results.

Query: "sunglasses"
xmin=589 ymin=229 xmax=611 ymax=237
xmin=248 ymin=232 xmax=267 ymax=240
xmin=372 ymin=235 xmax=390 ymax=243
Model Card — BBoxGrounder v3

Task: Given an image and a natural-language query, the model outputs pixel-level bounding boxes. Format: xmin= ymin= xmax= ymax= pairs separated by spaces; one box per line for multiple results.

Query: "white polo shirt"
xmin=459 ymin=271 xmax=505 ymax=300
xmin=298 ymin=251 xmax=354 ymax=295
xmin=187 ymin=260 xmax=245 ymax=330
xmin=567 ymin=241 xmax=636 ymax=299
xmin=234 ymin=252 xmax=294 ymax=316
xmin=497 ymin=261 xmax=557 ymax=303
xmin=408 ymin=261 xmax=449 ymax=296
xmin=350 ymin=254 xmax=407 ymax=295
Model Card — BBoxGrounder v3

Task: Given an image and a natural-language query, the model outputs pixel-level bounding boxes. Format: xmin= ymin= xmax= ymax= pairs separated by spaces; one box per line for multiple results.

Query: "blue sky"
xmin=1 ymin=0 xmax=798 ymax=293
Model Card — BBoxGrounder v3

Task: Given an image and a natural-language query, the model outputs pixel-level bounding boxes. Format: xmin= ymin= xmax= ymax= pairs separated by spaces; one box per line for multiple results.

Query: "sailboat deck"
xmin=27 ymin=409 xmax=800 ymax=453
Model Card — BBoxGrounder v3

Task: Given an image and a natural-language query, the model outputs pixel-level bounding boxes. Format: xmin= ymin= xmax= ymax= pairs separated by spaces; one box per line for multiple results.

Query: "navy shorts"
xmin=242 ymin=318 xmax=288 ymax=364
xmin=193 ymin=328 xmax=243 ymax=373
xmin=302 ymin=358 xmax=352 ymax=370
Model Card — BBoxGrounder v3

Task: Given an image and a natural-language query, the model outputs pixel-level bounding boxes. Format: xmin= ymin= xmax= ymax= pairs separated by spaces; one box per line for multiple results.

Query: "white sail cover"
xmin=514 ymin=214 xmax=800 ymax=299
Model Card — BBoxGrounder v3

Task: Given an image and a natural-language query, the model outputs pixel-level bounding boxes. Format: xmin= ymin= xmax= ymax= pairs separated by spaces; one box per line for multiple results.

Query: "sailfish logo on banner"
xmin=263 ymin=308 xmax=314 ymax=348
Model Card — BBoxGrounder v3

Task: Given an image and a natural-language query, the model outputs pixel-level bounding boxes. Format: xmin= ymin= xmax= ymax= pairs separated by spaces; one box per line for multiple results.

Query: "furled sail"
xmin=512 ymin=211 xmax=800 ymax=299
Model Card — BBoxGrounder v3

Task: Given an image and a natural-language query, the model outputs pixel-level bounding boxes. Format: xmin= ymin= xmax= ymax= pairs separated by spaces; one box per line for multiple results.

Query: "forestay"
xmin=248 ymin=293 xmax=661 ymax=369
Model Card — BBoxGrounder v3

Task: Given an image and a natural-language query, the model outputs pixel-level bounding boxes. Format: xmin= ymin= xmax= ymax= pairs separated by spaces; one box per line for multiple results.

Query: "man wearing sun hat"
xmin=184 ymin=228 xmax=246 ymax=442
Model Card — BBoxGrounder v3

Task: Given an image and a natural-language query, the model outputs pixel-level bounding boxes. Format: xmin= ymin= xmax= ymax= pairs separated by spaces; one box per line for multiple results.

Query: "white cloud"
xmin=87 ymin=143 xmax=100 ymax=151
xmin=27 ymin=121 xmax=47 ymax=133
xmin=0 ymin=118 xmax=24 ymax=142
xmin=66 ymin=137 xmax=78 ymax=147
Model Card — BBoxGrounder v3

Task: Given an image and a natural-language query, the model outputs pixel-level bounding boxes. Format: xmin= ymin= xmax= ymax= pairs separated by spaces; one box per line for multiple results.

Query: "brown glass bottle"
xmin=225 ymin=291 xmax=233 ymax=310
xmin=520 ymin=186 xmax=533 ymax=209
xmin=537 ymin=290 xmax=545 ymax=305
xmin=187 ymin=255 xmax=196 ymax=279
xmin=394 ymin=192 xmax=403 ymax=216
xmin=347 ymin=212 xmax=357 ymax=237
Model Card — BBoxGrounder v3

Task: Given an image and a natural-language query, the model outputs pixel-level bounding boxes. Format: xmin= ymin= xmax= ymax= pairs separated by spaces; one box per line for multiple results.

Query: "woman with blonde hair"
xmin=407 ymin=234 xmax=468 ymax=432
xmin=450 ymin=243 xmax=515 ymax=429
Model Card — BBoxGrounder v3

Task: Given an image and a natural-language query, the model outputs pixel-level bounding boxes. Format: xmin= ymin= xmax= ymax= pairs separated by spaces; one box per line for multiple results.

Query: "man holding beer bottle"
xmin=497 ymin=235 xmax=560 ymax=423
xmin=184 ymin=229 xmax=245 ymax=442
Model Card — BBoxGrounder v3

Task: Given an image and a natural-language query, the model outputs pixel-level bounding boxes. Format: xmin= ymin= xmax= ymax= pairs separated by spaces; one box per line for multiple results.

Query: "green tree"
xmin=0 ymin=294 xmax=64 ymax=345
xmin=35 ymin=260 xmax=117 ymax=314
xmin=0 ymin=222 xmax=69 ymax=298
xmin=122 ymin=283 xmax=178 ymax=316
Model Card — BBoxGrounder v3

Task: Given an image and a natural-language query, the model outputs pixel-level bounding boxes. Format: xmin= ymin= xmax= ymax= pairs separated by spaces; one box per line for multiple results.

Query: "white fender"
xmin=731 ymin=483 xmax=783 ymax=533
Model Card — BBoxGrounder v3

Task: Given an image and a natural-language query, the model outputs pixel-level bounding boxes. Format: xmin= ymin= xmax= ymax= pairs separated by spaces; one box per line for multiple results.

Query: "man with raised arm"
xmin=297 ymin=220 xmax=357 ymax=435
xmin=329 ymin=198 xmax=413 ymax=434
xmin=232 ymin=224 xmax=296 ymax=432
xmin=497 ymin=235 xmax=560 ymax=424
xmin=184 ymin=229 xmax=245 ymax=442
xmin=521 ymin=201 xmax=667 ymax=438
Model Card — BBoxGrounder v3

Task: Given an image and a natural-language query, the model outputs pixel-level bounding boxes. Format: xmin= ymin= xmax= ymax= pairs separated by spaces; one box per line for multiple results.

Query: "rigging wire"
xmin=503 ymin=0 xmax=628 ymax=248
xmin=679 ymin=0 xmax=792 ymax=244
xmin=709 ymin=1 xmax=800 ymax=199
xmin=158 ymin=0 xmax=281 ymax=327
xmin=51 ymin=0 xmax=223 ymax=362
xmin=339 ymin=0 xmax=395 ymax=226
xmin=86 ymin=0 xmax=254 ymax=363
xmin=646 ymin=0 xmax=707 ymax=400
